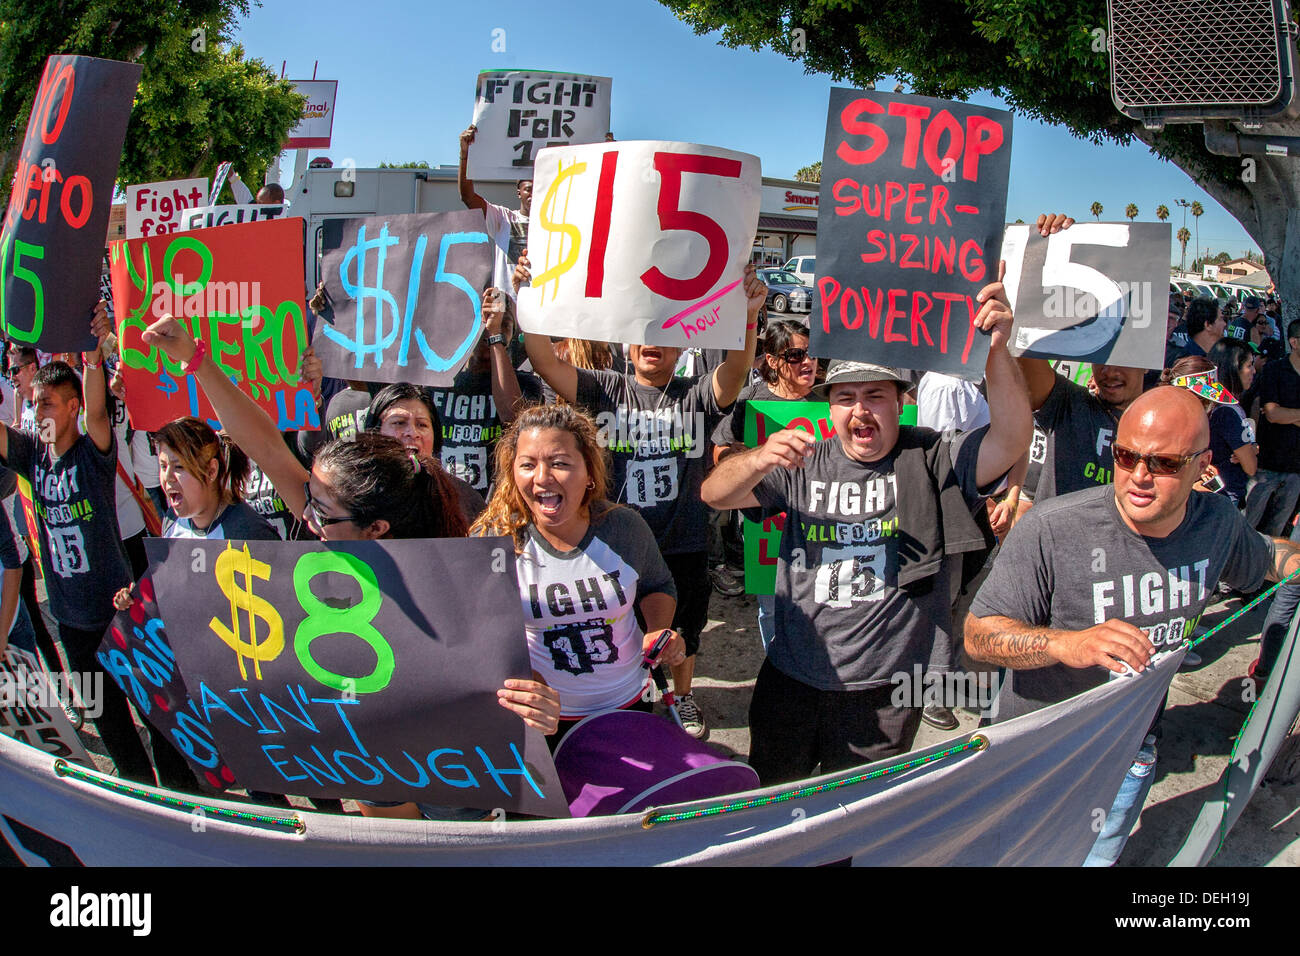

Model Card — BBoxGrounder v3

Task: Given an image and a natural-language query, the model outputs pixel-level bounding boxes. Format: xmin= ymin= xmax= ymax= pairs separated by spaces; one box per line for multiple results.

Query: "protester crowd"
xmin=4 ymin=162 xmax=1300 ymax=865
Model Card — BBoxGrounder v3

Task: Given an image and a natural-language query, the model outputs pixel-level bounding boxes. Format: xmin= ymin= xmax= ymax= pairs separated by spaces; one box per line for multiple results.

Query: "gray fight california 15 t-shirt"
xmin=576 ymin=368 xmax=729 ymax=556
xmin=970 ymin=485 xmax=1271 ymax=721
xmin=753 ymin=428 xmax=990 ymax=691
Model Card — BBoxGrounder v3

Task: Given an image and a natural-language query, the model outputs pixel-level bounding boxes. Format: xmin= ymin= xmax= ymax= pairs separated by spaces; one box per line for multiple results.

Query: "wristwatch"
xmin=486 ymin=334 xmax=507 ymax=348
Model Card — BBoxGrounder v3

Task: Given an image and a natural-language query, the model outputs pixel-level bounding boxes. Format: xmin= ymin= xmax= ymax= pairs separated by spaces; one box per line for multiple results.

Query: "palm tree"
xmin=1177 ymin=227 xmax=1191 ymax=273
xmin=1090 ymin=201 xmax=1103 ymax=221
xmin=794 ymin=161 xmax=821 ymax=183
xmin=1125 ymin=203 xmax=1138 ymax=221
xmin=1155 ymin=204 xmax=1169 ymax=222
xmin=1190 ymin=201 xmax=1204 ymax=268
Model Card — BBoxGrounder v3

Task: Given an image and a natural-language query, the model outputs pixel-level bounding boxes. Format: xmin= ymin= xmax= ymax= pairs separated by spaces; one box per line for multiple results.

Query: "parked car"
xmin=782 ymin=255 xmax=817 ymax=287
xmin=757 ymin=269 xmax=812 ymax=314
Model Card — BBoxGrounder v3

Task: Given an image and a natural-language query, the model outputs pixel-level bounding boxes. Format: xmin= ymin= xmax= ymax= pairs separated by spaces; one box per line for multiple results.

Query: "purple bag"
xmin=553 ymin=710 xmax=760 ymax=817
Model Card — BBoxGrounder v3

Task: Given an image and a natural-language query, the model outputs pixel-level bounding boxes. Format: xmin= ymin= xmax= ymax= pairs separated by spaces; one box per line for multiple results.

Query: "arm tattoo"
xmin=967 ymin=617 xmax=1055 ymax=669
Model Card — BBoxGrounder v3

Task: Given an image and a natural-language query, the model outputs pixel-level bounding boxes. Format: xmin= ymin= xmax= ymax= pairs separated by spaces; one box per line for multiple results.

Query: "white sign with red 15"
xmin=517 ymin=140 xmax=761 ymax=349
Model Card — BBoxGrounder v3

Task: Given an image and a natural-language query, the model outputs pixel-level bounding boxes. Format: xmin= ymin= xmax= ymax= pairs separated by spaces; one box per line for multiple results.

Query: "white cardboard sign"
xmin=517 ymin=140 xmax=761 ymax=349
xmin=468 ymin=71 xmax=612 ymax=181
xmin=125 ymin=178 xmax=210 ymax=239
xmin=178 ymin=204 xmax=294 ymax=231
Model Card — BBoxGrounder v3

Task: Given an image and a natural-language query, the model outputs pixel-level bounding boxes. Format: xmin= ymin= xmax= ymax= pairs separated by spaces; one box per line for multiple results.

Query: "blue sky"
xmin=234 ymin=0 xmax=1259 ymax=269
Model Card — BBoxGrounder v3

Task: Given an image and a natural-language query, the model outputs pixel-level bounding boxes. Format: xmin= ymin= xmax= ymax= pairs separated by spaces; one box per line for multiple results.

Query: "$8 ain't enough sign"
xmin=517 ymin=140 xmax=760 ymax=350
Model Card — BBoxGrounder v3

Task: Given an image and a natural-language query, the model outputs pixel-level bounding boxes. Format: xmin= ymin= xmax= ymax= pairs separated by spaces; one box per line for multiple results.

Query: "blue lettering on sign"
xmin=324 ymin=223 xmax=489 ymax=372
xmin=275 ymin=387 xmax=321 ymax=430
xmin=184 ymin=373 xmax=222 ymax=431
xmin=156 ymin=370 xmax=178 ymax=397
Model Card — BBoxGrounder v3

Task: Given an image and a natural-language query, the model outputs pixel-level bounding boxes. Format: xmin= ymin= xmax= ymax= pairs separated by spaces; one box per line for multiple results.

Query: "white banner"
xmin=468 ymin=70 xmax=612 ymax=181
xmin=125 ymin=178 xmax=209 ymax=239
xmin=286 ymin=79 xmax=338 ymax=149
xmin=518 ymin=140 xmax=761 ymax=349
xmin=0 ymin=652 xmax=1179 ymax=865
xmin=178 ymin=204 xmax=295 ymax=231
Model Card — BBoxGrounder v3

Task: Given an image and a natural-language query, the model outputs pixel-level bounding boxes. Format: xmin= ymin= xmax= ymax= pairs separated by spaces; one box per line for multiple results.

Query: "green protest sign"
xmin=741 ymin=400 xmax=834 ymax=595
xmin=740 ymin=398 xmax=920 ymax=594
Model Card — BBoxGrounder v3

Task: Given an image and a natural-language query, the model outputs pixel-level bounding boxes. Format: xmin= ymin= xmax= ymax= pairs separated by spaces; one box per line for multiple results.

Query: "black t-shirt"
xmin=3 ymin=427 xmax=131 ymax=630
xmin=242 ymin=461 xmax=305 ymax=541
xmin=1032 ymin=375 xmax=1122 ymax=501
xmin=298 ymin=387 xmax=370 ymax=462
xmin=1208 ymin=404 xmax=1255 ymax=506
xmin=163 ymin=501 xmax=282 ymax=540
xmin=711 ymin=379 xmax=786 ymax=448
xmin=429 ymin=368 xmax=543 ymax=494
xmin=1255 ymin=357 xmax=1300 ymax=474
xmin=576 ymin=368 xmax=730 ymax=556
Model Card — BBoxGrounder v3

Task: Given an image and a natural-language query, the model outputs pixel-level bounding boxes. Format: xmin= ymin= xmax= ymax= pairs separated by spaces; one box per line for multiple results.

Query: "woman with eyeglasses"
xmin=138 ymin=315 xmax=562 ymax=774
xmin=711 ymin=319 xmax=819 ymax=650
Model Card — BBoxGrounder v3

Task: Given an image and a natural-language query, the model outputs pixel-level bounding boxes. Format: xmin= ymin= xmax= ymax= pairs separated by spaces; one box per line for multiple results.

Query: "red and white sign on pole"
xmin=517 ymin=140 xmax=760 ymax=349
xmin=286 ymin=80 xmax=337 ymax=148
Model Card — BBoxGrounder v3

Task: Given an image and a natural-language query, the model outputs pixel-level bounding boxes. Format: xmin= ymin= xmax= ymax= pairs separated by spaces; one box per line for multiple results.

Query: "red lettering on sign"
xmin=886 ymin=101 xmax=930 ymax=169
xmin=884 ymin=289 xmax=908 ymax=343
xmin=840 ymin=286 xmax=864 ymax=330
xmin=882 ymin=181 xmax=906 ymax=220
xmin=586 ymin=150 xmax=619 ymax=297
xmin=817 ymin=276 xmax=840 ymax=333
xmin=911 ymin=291 xmax=934 ymax=348
xmin=957 ymin=239 xmax=986 ymax=282
xmin=36 ymin=63 xmax=75 ymax=146
xmin=963 ymin=115 xmax=1004 ymax=182
xmin=836 ymin=98 xmax=888 ymax=165
xmin=832 ymin=178 xmax=861 ymax=216
xmin=960 ymin=295 xmax=980 ymax=364
xmin=922 ymin=109 xmax=964 ymax=177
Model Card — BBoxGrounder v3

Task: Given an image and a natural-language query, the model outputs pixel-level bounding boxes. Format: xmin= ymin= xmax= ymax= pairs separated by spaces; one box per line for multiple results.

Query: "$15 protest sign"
xmin=518 ymin=140 xmax=761 ymax=349
xmin=315 ymin=210 xmax=494 ymax=387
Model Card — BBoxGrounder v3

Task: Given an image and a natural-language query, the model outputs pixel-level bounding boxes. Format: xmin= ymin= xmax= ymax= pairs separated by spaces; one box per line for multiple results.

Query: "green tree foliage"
xmin=1090 ymin=201 xmax=1103 ymax=220
xmin=1177 ymin=226 xmax=1191 ymax=271
xmin=658 ymin=0 xmax=1246 ymax=208
xmin=1155 ymin=204 xmax=1169 ymax=221
xmin=1125 ymin=203 xmax=1138 ymax=221
xmin=794 ymin=160 xmax=821 ymax=182
xmin=0 ymin=0 xmax=303 ymax=200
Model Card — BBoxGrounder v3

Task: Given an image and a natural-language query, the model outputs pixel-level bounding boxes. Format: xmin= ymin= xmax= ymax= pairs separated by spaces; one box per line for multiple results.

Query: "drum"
xmin=552 ymin=709 xmax=760 ymax=817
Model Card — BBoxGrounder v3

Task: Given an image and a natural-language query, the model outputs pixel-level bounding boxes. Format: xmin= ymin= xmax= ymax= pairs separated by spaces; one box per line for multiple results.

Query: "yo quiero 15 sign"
xmin=1000 ymin=222 xmax=1171 ymax=370
xmin=518 ymin=140 xmax=761 ymax=349
xmin=742 ymin=400 xmax=835 ymax=595
xmin=467 ymin=70 xmax=612 ymax=180
xmin=109 ymin=217 xmax=315 ymax=433
xmin=0 ymin=55 xmax=141 ymax=352
xmin=315 ymin=209 xmax=495 ymax=387
xmin=813 ymin=88 xmax=1013 ymax=380
xmin=148 ymin=537 xmax=569 ymax=817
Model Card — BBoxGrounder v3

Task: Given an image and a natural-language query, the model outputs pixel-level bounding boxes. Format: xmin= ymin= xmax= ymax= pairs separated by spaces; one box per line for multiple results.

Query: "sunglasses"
xmin=777 ymin=347 xmax=811 ymax=364
xmin=302 ymin=481 xmax=355 ymax=528
xmin=1111 ymin=443 xmax=1210 ymax=477
xmin=6 ymin=362 xmax=34 ymax=379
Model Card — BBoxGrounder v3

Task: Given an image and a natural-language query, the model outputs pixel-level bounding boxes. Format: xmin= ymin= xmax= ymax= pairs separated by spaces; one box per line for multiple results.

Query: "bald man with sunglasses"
xmin=965 ymin=386 xmax=1300 ymax=863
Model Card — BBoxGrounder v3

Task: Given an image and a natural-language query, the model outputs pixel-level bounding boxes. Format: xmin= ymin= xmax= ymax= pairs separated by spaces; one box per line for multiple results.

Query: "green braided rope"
xmin=641 ymin=734 xmax=985 ymax=827
xmin=1187 ymin=564 xmax=1300 ymax=650
xmin=54 ymin=759 xmax=305 ymax=833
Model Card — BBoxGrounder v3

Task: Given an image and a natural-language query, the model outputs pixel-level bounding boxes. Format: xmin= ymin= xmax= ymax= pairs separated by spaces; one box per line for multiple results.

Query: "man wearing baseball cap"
xmin=702 ymin=277 xmax=1031 ymax=783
